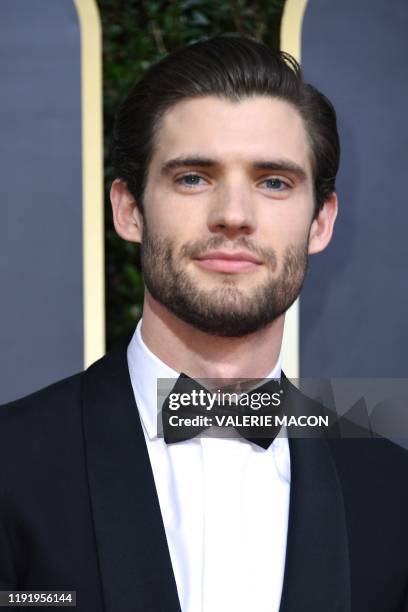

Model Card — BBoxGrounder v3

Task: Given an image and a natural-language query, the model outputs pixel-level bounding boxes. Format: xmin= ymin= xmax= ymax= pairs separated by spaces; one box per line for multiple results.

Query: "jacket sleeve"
xmin=403 ymin=583 xmax=408 ymax=612
xmin=0 ymin=492 xmax=17 ymax=588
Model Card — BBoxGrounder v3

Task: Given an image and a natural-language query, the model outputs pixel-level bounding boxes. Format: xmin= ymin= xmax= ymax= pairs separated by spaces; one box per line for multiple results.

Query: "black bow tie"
xmin=161 ymin=373 xmax=285 ymax=449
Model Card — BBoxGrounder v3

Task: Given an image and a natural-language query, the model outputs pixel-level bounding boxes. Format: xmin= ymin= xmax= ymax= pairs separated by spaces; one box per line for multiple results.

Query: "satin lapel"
xmin=279 ymin=423 xmax=351 ymax=611
xmin=81 ymin=344 xmax=181 ymax=612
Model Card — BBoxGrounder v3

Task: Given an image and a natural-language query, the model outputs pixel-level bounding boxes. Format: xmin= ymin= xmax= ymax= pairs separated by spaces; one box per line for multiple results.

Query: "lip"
xmin=194 ymin=250 xmax=262 ymax=273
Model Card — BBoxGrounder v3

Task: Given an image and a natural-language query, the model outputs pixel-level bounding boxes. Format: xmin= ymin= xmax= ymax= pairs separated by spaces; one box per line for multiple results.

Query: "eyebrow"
xmin=253 ymin=160 xmax=307 ymax=182
xmin=160 ymin=156 xmax=308 ymax=182
xmin=160 ymin=157 xmax=216 ymax=174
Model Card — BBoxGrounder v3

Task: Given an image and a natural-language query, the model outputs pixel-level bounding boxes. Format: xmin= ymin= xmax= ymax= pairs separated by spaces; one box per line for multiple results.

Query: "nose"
xmin=207 ymin=180 xmax=257 ymax=238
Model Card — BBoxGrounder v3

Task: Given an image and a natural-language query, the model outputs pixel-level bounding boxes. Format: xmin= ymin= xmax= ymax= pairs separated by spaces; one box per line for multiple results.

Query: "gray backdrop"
xmin=300 ymin=0 xmax=408 ymax=377
xmin=0 ymin=0 xmax=83 ymax=403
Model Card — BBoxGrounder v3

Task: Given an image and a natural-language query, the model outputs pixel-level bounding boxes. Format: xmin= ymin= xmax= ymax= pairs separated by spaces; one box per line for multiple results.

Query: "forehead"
xmin=152 ymin=95 xmax=313 ymax=175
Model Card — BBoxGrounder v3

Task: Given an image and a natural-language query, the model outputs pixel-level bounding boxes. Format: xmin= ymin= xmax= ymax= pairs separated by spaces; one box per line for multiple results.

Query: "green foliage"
xmin=98 ymin=0 xmax=286 ymax=347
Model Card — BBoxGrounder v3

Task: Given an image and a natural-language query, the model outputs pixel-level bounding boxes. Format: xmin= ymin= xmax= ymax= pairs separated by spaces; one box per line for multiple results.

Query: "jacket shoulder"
xmin=328 ymin=435 xmax=408 ymax=475
xmin=0 ymin=372 xmax=84 ymax=426
xmin=0 ymin=374 xmax=88 ymax=472
xmin=328 ymin=436 xmax=408 ymax=519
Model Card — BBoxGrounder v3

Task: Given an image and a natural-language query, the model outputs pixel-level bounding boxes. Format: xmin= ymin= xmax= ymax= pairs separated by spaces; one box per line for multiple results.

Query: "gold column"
xmin=280 ymin=0 xmax=309 ymax=378
xmin=73 ymin=0 xmax=105 ymax=367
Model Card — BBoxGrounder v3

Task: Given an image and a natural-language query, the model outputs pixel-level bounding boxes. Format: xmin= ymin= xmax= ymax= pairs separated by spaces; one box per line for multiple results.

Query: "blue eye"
xmin=263 ymin=178 xmax=287 ymax=190
xmin=178 ymin=174 xmax=204 ymax=187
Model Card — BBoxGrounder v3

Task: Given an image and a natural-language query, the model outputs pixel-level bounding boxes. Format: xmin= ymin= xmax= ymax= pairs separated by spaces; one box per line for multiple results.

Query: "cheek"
xmin=276 ymin=223 xmax=310 ymax=246
xmin=266 ymin=195 xmax=314 ymax=245
xmin=145 ymin=181 xmax=207 ymax=236
xmin=143 ymin=193 xmax=200 ymax=245
xmin=143 ymin=184 xmax=175 ymax=234
xmin=262 ymin=214 xmax=311 ymax=248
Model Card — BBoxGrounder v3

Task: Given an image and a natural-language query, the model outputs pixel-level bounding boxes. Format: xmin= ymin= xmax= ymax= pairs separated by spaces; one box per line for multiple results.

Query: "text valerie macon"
xmin=166 ymin=414 xmax=330 ymax=428
xmin=164 ymin=389 xmax=329 ymax=429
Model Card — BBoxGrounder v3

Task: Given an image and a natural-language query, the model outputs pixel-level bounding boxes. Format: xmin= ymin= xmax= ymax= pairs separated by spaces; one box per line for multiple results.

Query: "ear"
xmin=308 ymin=192 xmax=338 ymax=255
xmin=110 ymin=179 xmax=143 ymax=244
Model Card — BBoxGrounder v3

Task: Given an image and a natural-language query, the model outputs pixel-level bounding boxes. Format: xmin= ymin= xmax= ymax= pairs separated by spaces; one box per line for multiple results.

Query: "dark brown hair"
xmin=112 ymin=35 xmax=340 ymax=215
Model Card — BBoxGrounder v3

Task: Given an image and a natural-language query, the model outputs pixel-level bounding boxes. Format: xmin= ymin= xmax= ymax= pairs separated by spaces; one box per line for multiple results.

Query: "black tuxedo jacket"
xmin=1 ymin=343 xmax=407 ymax=612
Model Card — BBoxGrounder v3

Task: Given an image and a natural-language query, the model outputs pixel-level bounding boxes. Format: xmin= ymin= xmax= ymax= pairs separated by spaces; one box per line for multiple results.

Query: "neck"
xmin=140 ymin=292 xmax=284 ymax=379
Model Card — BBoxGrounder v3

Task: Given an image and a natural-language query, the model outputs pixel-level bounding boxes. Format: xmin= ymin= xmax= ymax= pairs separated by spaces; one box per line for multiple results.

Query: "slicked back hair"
xmin=112 ymin=36 xmax=340 ymax=216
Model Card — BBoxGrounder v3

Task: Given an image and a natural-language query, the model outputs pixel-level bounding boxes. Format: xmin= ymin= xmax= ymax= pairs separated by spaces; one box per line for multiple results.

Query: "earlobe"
xmin=110 ymin=179 xmax=143 ymax=243
xmin=308 ymin=192 xmax=338 ymax=255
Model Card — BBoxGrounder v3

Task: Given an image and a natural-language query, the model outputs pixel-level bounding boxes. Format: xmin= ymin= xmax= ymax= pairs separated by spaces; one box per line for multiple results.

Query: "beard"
xmin=141 ymin=223 xmax=309 ymax=337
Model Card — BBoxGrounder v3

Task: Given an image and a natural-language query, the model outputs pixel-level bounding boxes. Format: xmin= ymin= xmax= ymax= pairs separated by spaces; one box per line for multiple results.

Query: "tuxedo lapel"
xmin=81 ymin=347 xmax=351 ymax=612
xmin=81 ymin=343 xmax=181 ymax=612
xmin=279 ymin=382 xmax=351 ymax=612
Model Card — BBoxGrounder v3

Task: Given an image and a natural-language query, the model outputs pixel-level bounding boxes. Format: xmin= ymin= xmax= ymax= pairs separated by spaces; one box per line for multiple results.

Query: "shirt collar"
xmin=128 ymin=319 xmax=284 ymax=438
xmin=128 ymin=320 xmax=179 ymax=441
xmin=127 ymin=319 xmax=289 ymax=482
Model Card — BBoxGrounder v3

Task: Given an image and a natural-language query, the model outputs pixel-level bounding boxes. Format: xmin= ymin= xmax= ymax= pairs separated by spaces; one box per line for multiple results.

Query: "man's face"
xmin=137 ymin=96 xmax=319 ymax=336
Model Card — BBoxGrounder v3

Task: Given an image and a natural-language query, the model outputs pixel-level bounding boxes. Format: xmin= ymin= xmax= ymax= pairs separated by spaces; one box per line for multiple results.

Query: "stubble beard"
xmin=141 ymin=223 xmax=309 ymax=338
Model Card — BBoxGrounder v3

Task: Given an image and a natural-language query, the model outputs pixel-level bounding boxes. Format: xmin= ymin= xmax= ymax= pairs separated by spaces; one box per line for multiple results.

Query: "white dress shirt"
xmin=127 ymin=320 xmax=291 ymax=612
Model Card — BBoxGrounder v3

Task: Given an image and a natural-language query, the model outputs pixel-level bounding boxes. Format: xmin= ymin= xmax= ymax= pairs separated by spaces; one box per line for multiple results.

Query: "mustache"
xmin=179 ymin=236 xmax=278 ymax=270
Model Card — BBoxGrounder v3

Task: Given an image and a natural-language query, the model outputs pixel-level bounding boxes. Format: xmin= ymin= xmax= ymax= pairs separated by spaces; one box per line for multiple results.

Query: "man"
xmin=0 ymin=36 xmax=407 ymax=612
